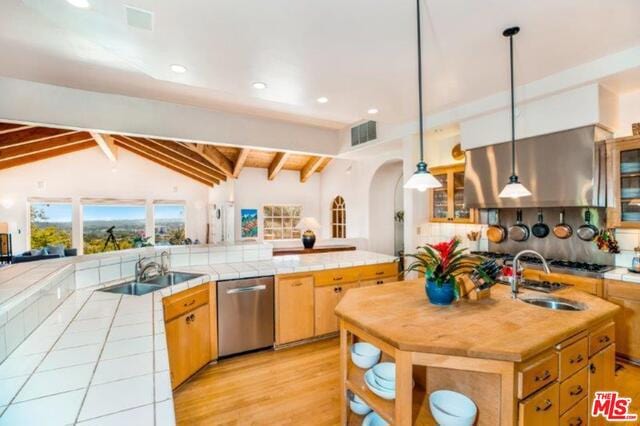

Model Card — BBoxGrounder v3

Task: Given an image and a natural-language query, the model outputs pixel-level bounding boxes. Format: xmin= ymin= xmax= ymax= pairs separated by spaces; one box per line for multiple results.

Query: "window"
xmin=154 ymin=203 xmax=186 ymax=246
xmin=331 ymin=196 xmax=346 ymax=238
xmin=30 ymin=201 xmax=73 ymax=249
xmin=82 ymin=201 xmax=146 ymax=254
xmin=263 ymin=205 xmax=302 ymax=240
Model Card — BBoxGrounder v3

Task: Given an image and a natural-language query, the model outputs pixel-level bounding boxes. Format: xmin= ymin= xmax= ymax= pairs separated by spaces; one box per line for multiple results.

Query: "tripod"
xmin=102 ymin=226 xmax=120 ymax=252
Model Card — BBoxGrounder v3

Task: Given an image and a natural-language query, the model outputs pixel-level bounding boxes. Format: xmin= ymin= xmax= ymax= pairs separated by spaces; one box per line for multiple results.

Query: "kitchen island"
xmin=336 ymin=279 xmax=620 ymax=425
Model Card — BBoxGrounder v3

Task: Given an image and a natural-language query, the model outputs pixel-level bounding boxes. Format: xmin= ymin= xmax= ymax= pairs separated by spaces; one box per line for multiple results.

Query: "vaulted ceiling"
xmin=0 ymin=122 xmax=331 ymax=186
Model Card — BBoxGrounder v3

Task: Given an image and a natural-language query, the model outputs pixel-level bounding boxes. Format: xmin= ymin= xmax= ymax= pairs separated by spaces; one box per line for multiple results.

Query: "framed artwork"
xmin=240 ymin=208 xmax=258 ymax=239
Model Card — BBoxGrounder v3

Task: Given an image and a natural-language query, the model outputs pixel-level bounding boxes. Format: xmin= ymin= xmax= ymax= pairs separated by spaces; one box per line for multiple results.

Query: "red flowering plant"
xmin=405 ymin=238 xmax=477 ymax=292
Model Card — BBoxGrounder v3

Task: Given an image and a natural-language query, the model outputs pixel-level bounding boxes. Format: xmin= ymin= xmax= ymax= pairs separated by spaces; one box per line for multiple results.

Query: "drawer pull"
xmin=590 ymin=363 xmax=596 ymax=374
xmin=227 ymin=285 xmax=266 ymax=294
xmin=333 ymin=276 xmax=343 ymax=281
xmin=375 ymin=271 xmax=385 ymax=276
xmin=569 ymin=354 xmax=584 ymax=364
xmin=569 ymin=385 xmax=584 ymax=396
xmin=568 ymin=417 xmax=583 ymax=426
xmin=377 ymin=280 xmax=383 ymax=285
xmin=535 ymin=370 xmax=552 ymax=382
xmin=535 ymin=399 xmax=553 ymax=412
xmin=292 ymin=282 xmax=303 ymax=287
xmin=598 ymin=335 xmax=611 ymax=344
xmin=183 ymin=299 xmax=196 ymax=308
xmin=185 ymin=313 xmax=195 ymax=324
xmin=334 ymin=286 xmax=343 ymax=293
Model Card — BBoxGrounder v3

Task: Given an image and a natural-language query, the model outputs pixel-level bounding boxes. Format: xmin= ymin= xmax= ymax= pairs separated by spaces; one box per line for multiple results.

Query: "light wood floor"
xmin=174 ymin=338 xmax=640 ymax=425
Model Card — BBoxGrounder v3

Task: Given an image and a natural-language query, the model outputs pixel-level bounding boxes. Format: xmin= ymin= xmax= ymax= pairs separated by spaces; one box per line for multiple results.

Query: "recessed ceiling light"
xmin=66 ymin=0 xmax=90 ymax=8
xmin=367 ymin=108 xmax=379 ymax=114
xmin=317 ymin=97 xmax=329 ymax=104
xmin=252 ymin=82 xmax=267 ymax=90
xmin=170 ymin=64 xmax=187 ymax=74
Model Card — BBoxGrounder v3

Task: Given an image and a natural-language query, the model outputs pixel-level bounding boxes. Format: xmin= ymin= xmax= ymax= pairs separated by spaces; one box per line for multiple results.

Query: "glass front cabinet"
xmin=428 ymin=163 xmax=477 ymax=224
xmin=607 ymin=135 xmax=640 ymax=228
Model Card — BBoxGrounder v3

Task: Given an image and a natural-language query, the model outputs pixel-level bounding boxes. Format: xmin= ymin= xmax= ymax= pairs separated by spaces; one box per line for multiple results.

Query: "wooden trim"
xmin=300 ymin=156 xmax=324 ymax=182
xmin=80 ymin=197 xmax=146 ymax=205
xmin=233 ymin=148 xmax=250 ymax=178
xmin=268 ymin=152 xmax=290 ymax=180
xmin=91 ymin=133 xmax=117 ymax=161
xmin=0 ymin=123 xmax=30 ymax=134
xmin=0 ymin=132 xmax=92 ymax=159
xmin=0 ymin=140 xmax=95 ymax=170
xmin=146 ymin=139 xmax=227 ymax=180
xmin=196 ymin=144 xmax=234 ymax=177
xmin=0 ymin=127 xmax=77 ymax=148
xmin=114 ymin=139 xmax=215 ymax=187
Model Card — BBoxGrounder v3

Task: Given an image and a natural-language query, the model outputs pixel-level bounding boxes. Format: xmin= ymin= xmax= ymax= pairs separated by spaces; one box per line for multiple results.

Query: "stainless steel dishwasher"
xmin=217 ymin=276 xmax=274 ymax=357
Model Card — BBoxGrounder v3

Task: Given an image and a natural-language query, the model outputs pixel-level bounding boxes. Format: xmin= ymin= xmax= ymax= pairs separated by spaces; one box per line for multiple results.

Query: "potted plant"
xmin=406 ymin=238 xmax=477 ymax=305
xmin=132 ymin=231 xmax=153 ymax=248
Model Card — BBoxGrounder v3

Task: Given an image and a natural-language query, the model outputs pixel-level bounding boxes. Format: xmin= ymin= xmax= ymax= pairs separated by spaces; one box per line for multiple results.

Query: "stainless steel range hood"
xmin=464 ymin=125 xmax=611 ymax=208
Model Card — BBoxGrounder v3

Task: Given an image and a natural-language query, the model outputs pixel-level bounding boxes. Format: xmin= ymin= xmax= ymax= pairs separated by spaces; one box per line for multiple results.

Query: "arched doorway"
xmin=368 ymin=160 xmax=404 ymax=256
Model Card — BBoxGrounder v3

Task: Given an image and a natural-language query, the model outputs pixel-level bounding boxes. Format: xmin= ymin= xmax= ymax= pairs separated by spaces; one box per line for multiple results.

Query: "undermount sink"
xmin=520 ymin=296 xmax=587 ymax=311
xmin=99 ymin=271 xmax=205 ymax=296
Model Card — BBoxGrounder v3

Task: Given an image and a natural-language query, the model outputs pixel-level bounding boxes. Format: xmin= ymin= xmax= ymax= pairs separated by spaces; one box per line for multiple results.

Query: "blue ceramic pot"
xmin=425 ymin=278 xmax=456 ymax=305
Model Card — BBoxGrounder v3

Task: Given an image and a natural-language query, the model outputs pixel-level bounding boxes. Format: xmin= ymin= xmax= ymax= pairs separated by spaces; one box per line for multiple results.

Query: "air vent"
xmin=125 ymin=5 xmax=153 ymax=31
xmin=350 ymin=121 xmax=377 ymax=146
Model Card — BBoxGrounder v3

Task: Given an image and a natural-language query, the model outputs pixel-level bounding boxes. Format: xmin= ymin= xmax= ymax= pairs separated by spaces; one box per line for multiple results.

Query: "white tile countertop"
xmin=0 ymin=248 xmax=397 ymax=425
xmin=603 ymin=267 xmax=640 ymax=284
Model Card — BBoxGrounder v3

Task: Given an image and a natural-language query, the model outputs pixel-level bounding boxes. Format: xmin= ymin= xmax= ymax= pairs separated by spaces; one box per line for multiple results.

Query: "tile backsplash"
xmin=416 ymin=222 xmax=488 ymax=252
xmin=614 ymin=228 xmax=640 ymax=267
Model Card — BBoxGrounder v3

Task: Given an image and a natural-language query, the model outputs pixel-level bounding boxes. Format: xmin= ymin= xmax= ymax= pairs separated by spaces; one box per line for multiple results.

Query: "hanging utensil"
xmin=509 ymin=209 xmax=530 ymax=242
xmin=531 ymin=209 xmax=550 ymax=239
xmin=486 ymin=209 xmax=507 ymax=243
xmin=577 ymin=210 xmax=599 ymax=242
xmin=553 ymin=209 xmax=573 ymax=239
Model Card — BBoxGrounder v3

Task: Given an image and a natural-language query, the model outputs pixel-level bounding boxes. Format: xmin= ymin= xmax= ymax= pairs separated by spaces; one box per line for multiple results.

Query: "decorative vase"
xmin=302 ymin=230 xmax=316 ymax=249
xmin=425 ymin=278 xmax=456 ymax=305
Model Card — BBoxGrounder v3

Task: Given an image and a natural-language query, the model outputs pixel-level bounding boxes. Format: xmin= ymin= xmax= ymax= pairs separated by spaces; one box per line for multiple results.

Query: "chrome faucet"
xmin=510 ymin=250 xmax=551 ymax=299
xmin=160 ymin=251 xmax=171 ymax=275
xmin=135 ymin=256 xmax=161 ymax=282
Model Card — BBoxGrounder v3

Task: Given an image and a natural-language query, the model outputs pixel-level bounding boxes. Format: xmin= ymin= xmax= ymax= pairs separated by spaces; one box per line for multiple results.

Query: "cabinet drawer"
xmin=518 ymin=352 xmax=559 ymax=399
xmin=589 ymin=322 xmax=615 ymax=356
xmin=315 ymin=267 xmax=359 ymax=286
xmin=558 ymin=337 xmax=588 ymax=381
xmin=358 ymin=263 xmax=397 ymax=280
xmin=519 ymin=382 xmax=559 ymax=426
xmin=559 ymin=367 xmax=588 ymax=414
xmin=163 ymin=284 xmax=209 ymax=322
xmin=359 ymin=277 xmax=397 ymax=287
xmin=559 ymin=397 xmax=588 ymax=426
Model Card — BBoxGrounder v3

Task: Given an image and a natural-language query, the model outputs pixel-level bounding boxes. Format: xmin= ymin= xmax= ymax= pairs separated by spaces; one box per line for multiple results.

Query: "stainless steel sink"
xmin=143 ymin=271 xmax=204 ymax=286
xmin=99 ymin=271 xmax=204 ymax=296
xmin=520 ymin=296 xmax=587 ymax=311
xmin=100 ymin=282 xmax=166 ymax=296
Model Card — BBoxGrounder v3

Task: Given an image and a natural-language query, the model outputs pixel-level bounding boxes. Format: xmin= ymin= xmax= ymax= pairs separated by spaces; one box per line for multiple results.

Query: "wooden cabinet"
xmin=606 ymin=279 xmax=640 ymax=362
xmin=518 ymin=382 xmax=559 ymax=426
xmin=276 ymin=275 xmax=315 ymax=345
xmin=606 ymin=135 xmax=640 ymax=228
xmin=588 ymin=344 xmax=616 ymax=426
xmin=163 ymin=283 xmax=215 ymax=389
xmin=428 ymin=163 xmax=477 ymax=224
xmin=314 ymin=282 xmax=358 ymax=336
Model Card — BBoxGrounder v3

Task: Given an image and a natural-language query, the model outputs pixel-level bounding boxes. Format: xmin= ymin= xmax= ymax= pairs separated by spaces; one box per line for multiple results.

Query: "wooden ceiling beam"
xmin=0 ymin=123 xmax=31 ymax=134
xmin=268 ymin=152 xmax=290 ymax=181
xmin=186 ymin=143 xmax=234 ymax=177
xmin=0 ymin=141 xmax=95 ymax=170
xmin=146 ymin=138 xmax=226 ymax=180
xmin=113 ymin=138 xmax=217 ymax=186
xmin=233 ymin=148 xmax=250 ymax=178
xmin=300 ymin=156 xmax=325 ymax=183
xmin=0 ymin=132 xmax=93 ymax=160
xmin=0 ymin=127 xmax=76 ymax=148
xmin=91 ymin=133 xmax=118 ymax=161
xmin=316 ymin=157 xmax=332 ymax=173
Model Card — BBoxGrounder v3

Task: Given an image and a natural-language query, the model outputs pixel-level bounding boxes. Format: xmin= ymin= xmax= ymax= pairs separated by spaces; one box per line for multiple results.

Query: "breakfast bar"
xmin=336 ymin=280 xmax=620 ymax=425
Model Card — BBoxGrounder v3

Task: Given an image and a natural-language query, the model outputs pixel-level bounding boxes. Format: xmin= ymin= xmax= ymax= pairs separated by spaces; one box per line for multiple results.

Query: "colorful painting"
xmin=240 ymin=209 xmax=258 ymax=239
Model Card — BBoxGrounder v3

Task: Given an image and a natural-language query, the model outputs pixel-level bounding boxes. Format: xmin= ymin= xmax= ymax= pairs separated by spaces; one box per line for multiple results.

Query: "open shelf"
xmin=346 ymin=361 xmax=395 ymax=423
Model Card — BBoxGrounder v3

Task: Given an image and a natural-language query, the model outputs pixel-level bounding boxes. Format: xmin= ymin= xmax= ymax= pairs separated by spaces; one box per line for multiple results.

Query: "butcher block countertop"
xmin=335 ymin=279 xmax=620 ymax=362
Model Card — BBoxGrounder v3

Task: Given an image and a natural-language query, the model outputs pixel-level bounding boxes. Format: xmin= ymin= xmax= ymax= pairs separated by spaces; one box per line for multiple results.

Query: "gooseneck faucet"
xmin=510 ymin=250 xmax=551 ymax=299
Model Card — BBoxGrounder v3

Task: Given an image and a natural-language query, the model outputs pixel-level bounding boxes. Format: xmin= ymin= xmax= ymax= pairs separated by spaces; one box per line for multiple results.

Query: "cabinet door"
xmin=607 ymin=137 xmax=640 ymax=228
xmin=430 ymin=172 xmax=449 ymax=222
xmin=607 ymin=280 xmax=640 ymax=361
xmin=452 ymin=170 xmax=472 ymax=222
xmin=588 ymin=345 xmax=616 ymax=426
xmin=276 ymin=276 xmax=314 ymax=344
xmin=166 ymin=303 xmax=211 ymax=389
xmin=314 ymin=282 xmax=358 ymax=336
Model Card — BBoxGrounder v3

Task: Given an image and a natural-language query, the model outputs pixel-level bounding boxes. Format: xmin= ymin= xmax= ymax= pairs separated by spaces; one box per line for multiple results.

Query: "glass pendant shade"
xmin=404 ymin=162 xmax=442 ymax=192
xmin=498 ymin=176 xmax=531 ymax=198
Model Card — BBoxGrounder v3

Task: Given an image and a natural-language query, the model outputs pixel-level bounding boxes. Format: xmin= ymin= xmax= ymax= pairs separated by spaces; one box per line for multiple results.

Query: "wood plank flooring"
xmin=174 ymin=338 xmax=640 ymax=425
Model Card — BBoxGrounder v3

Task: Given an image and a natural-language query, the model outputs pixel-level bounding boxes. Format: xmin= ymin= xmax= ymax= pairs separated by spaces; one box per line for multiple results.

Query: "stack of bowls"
xmin=351 ymin=342 xmax=381 ymax=369
xmin=364 ymin=362 xmax=396 ymax=400
xmin=349 ymin=393 xmax=371 ymax=416
xmin=362 ymin=411 xmax=389 ymax=426
xmin=429 ymin=390 xmax=477 ymax=426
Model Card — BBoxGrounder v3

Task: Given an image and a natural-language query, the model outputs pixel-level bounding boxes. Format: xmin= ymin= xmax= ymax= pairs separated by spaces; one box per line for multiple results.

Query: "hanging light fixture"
xmin=498 ymin=26 xmax=531 ymax=199
xmin=404 ymin=0 xmax=442 ymax=192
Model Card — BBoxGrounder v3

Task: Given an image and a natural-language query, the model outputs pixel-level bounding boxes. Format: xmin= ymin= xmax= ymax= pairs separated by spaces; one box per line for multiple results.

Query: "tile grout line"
xmin=72 ymin=294 xmax=123 ymax=425
xmin=0 ymin=290 xmax=96 ymax=417
xmin=152 ymin=291 xmax=157 ymax=426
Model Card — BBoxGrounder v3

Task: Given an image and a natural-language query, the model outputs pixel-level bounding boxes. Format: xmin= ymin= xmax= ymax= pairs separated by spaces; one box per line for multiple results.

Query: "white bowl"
xmin=429 ymin=390 xmax=478 ymax=426
xmin=349 ymin=393 xmax=372 ymax=416
xmin=351 ymin=343 xmax=381 ymax=369
xmin=364 ymin=369 xmax=395 ymax=400
xmin=362 ymin=411 xmax=389 ymax=426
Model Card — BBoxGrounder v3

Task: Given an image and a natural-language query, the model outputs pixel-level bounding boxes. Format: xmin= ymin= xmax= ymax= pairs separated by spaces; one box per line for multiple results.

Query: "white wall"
xmin=0 ymin=147 xmax=210 ymax=253
xmin=368 ymin=161 xmax=403 ymax=255
xmin=617 ymin=90 xmax=640 ymax=137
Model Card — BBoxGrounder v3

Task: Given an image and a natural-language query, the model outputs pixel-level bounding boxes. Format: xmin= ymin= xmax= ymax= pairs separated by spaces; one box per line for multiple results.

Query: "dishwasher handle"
xmin=226 ymin=284 xmax=267 ymax=294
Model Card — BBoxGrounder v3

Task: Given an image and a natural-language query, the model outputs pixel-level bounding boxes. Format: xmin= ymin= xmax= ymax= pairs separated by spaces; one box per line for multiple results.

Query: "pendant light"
xmin=404 ymin=0 xmax=442 ymax=192
xmin=498 ymin=26 xmax=531 ymax=199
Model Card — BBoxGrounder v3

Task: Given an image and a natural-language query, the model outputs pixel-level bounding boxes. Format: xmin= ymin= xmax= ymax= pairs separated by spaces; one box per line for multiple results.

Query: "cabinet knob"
xmin=590 ymin=363 xmax=596 ymax=374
